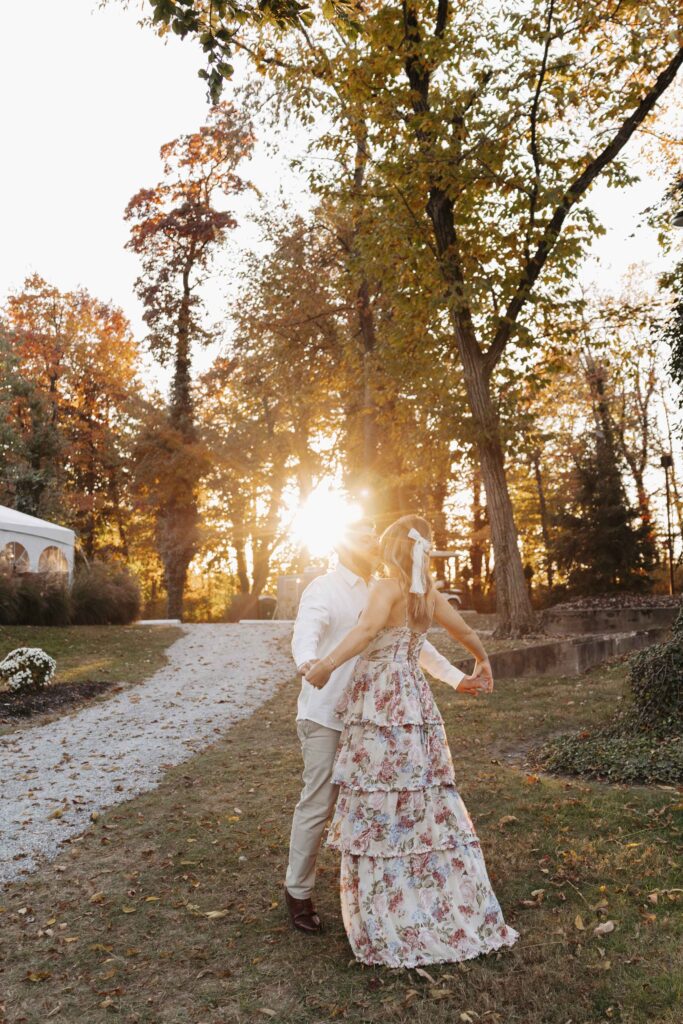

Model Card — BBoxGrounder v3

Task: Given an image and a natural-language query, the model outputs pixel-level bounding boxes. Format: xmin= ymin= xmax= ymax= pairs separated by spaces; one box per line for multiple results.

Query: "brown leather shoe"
xmin=284 ymin=886 xmax=322 ymax=934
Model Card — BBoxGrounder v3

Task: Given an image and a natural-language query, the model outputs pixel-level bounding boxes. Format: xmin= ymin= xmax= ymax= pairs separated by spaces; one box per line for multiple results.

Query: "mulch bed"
xmin=0 ymin=679 xmax=120 ymax=721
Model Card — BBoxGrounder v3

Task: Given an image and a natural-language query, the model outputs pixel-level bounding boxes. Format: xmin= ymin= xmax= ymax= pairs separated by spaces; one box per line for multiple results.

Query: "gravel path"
xmin=0 ymin=622 xmax=295 ymax=889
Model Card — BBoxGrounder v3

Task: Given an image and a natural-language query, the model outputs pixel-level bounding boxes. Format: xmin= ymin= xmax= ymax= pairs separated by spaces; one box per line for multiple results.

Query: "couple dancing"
xmin=284 ymin=514 xmax=519 ymax=968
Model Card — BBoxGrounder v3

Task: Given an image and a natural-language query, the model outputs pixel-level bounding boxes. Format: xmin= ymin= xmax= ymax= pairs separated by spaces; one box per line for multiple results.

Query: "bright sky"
xmin=0 ymin=0 xmax=681 ymax=394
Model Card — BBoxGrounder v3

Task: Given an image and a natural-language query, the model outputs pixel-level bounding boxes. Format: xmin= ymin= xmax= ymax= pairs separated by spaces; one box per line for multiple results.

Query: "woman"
xmin=305 ymin=514 xmax=519 ymax=968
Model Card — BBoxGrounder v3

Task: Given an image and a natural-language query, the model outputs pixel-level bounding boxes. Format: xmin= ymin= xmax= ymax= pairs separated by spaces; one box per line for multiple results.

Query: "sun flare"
xmin=290 ymin=484 xmax=363 ymax=558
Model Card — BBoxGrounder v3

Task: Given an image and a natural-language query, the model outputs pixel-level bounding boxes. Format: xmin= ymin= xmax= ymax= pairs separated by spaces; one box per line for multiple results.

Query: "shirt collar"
xmin=335 ymin=561 xmax=367 ymax=588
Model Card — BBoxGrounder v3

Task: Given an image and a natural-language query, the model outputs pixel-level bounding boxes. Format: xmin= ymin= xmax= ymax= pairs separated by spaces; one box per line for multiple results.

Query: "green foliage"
xmin=0 ymin=574 xmax=71 ymax=627
xmin=627 ymin=604 xmax=683 ymax=736
xmin=70 ymin=562 xmax=142 ymax=625
xmin=533 ymin=730 xmax=683 ymax=786
xmin=550 ymin=430 xmax=656 ymax=595
xmin=661 ymin=184 xmax=683 ymax=410
xmin=0 ymin=563 xmax=141 ymax=627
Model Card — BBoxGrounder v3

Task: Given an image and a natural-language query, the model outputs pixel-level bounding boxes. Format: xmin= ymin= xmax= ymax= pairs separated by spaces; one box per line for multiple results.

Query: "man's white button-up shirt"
xmin=291 ymin=562 xmax=466 ymax=732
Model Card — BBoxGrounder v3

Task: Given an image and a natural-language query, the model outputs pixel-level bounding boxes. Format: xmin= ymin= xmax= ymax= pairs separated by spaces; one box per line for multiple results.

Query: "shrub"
xmin=531 ymin=731 xmax=683 ymax=787
xmin=0 ymin=573 xmax=20 ymax=625
xmin=0 ymin=646 xmax=56 ymax=692
xmin=627 ymin=603 xmax=683 ymax=737
xmin=70 ymin=562 xmax=141 ymax=625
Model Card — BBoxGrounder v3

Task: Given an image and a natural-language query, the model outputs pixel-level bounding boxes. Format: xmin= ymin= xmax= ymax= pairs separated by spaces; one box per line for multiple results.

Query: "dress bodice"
xmin=360 ymin=624 xmax=428 ymax=665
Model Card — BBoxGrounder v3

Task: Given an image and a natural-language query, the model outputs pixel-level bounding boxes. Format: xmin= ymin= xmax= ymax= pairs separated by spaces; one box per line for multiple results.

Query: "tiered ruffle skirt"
xmin=325 ymin=651 xmax=520 ymax=967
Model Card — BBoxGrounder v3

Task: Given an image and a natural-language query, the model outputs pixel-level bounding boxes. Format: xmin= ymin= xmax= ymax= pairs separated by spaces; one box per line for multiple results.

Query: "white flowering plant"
xmin=0 ymin=647 xmax=57 ymax=693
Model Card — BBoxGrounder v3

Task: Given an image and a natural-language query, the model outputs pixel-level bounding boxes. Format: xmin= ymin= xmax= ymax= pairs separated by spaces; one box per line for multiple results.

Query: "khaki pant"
xmin=285 ymin=719 xmax=341 ymax=900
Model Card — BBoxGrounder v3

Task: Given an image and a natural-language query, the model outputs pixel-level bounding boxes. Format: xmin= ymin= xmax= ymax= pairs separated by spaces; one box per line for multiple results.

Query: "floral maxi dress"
xmin=325 ymin=623 xmax=520 ymax=968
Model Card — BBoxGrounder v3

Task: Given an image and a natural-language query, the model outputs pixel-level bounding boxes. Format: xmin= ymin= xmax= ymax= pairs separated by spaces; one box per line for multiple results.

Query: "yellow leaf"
xmin=205 ymin=909 xmax=229 ymax=919
xmin=574 ymin=914 xmax=586 ymax=930
xmin=121 ymin=906 xmax=137 ymax=914
xmin=89 ymin=892 xmax=106 ymax=904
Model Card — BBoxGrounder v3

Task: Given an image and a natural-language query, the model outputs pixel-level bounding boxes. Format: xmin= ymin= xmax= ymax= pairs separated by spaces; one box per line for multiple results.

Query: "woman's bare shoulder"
xmin=371 ymin=577 xmax=402 ymax=600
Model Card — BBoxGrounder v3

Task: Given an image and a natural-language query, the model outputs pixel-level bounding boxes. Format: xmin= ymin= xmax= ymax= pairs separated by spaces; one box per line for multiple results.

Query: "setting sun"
xmin=290 ymin=484 xmax=363 ymax=558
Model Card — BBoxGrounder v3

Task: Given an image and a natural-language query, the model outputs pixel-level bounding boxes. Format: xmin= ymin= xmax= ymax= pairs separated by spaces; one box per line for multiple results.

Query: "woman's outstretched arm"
xmin=304 ymin=580 xmax=395 ymax=689
xmin=432 ymin=590 xmax=494 ymax=690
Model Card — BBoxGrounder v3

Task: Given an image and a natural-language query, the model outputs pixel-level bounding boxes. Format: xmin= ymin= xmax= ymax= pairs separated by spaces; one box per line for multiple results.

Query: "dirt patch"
xmin=0 ymin=679 xmax=120 ymax=721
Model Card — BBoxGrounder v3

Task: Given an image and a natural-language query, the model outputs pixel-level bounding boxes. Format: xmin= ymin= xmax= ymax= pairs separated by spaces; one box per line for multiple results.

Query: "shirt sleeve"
xmin=291 ymin=579 xmax=331 ymax=670
xmin=419 ymin=638 xmax=467 ymax=689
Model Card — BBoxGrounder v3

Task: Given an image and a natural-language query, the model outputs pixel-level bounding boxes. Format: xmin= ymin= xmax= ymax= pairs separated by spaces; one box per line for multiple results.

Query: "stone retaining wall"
xmin=450 ymin=627 xmax=668 ymax=680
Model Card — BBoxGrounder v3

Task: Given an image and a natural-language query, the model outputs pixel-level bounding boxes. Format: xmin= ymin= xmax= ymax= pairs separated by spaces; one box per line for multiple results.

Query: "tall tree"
xmin=2 ymin=275 xmax=142 ymax=554
xmin=124 ymin=101 xmax=255 ymax=617
xmin=148 ymin=0 xmax=683 ymax=635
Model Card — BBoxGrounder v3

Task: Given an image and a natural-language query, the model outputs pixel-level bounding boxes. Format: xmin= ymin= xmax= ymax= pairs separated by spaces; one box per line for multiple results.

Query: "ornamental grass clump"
xmin=0 ymin=647 xmax=56 ymax=693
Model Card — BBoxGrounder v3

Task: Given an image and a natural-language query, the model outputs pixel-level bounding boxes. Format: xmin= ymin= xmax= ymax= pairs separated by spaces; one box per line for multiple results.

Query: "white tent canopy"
xmin=0 ymin=505 xmax=75 ymax=578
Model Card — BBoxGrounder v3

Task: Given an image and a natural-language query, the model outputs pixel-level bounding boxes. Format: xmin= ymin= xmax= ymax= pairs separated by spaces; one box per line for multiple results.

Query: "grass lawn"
xmin=1 ymin=654 xmax=681 ymax=1024
xmin=0 ymin=625 xmax=184 ymax=689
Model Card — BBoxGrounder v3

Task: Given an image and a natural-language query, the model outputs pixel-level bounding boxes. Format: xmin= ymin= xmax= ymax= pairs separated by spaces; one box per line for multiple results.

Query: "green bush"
xmin=532 ymin=731 xmax=683 ymax=787
xmin=627 ymin=603 xmax=683 ymax=737
xmin=0 ymin=573 xmax=20 ymax=624
xmin=0 ymin=562 xmax=141 ymax=626
xmin=70 ymin=562 xmax=141 ymax=625
xmin=0 ymin=573 xmax=71 ymax=626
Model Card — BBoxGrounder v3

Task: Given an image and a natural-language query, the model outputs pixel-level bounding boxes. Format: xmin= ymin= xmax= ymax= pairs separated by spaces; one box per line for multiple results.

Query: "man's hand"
xmin=457 ymin=659 xmax=494 ymax=697
xmin=305 ymin=659 xmax=332 ymax=689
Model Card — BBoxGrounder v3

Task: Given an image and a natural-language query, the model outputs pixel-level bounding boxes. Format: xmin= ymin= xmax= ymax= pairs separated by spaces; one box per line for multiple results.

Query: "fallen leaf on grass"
xmin=25 ymin=971 xmax=52 ymax=982
xmin=574 ymin=914 xmax=586 ymax=930
xmin=593 ymin=920 xmax=616 ymax=936
xmin=258 ymin=1011 xmax=276 ymax=1018
xmin=120 ymin=906 xmax=137 ymax=914
xmin=414 ymin=967 xmax=437 ymax=984
xmin=205 ymin=909 xmax=229 ymax=919
xmin=498 ymin=815 xmax=518 ymax=828
xmin=89 ymin=892 xmax=106 ymax=904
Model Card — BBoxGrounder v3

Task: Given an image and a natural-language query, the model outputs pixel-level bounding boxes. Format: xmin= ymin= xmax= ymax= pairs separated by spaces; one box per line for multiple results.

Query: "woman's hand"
xmin=305 ymin=659 xmax=333 ymax=689
xmin=471 ymin=658 xmax=494 ymax=692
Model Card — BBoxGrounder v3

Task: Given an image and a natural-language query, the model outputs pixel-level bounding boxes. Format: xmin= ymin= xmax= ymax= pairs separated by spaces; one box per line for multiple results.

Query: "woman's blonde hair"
xmin=379 ymin=514 xmax=433 ymax=630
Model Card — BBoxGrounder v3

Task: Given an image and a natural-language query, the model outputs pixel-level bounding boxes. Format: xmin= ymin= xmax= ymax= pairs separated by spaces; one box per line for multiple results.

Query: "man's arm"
xmin=419 ymin=639 xmax=467 ymax=690
xmin=291 ymin=579 xmax=330 ymax=673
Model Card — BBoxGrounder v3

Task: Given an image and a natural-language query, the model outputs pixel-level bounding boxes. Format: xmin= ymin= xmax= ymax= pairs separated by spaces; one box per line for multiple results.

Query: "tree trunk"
xmin=469 ymin=466 xmax=485 ymax=607
xmin=428 ymin=186 xmax=535 ymax=635
xmin=163 ymin=257 xmax=200 ymax=619
xmin=414 ymin=146 xmax=535 ymax=633
xmin=531 ymin=448 xmax=554 ymax=589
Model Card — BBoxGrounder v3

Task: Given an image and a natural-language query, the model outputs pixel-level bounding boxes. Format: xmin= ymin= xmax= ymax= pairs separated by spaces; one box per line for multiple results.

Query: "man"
xmin=284 ymin=518 xmax=491 ymax=934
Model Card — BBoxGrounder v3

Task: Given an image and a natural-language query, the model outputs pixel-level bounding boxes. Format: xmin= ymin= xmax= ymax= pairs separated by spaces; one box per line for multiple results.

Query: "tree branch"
xmin=483 ymin=44 xmax=683 ymax=379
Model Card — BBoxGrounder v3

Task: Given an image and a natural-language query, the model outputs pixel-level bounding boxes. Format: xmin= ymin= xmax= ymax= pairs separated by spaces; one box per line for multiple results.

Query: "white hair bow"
xmin=407 ymin=527 xmax=431 ymax=594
